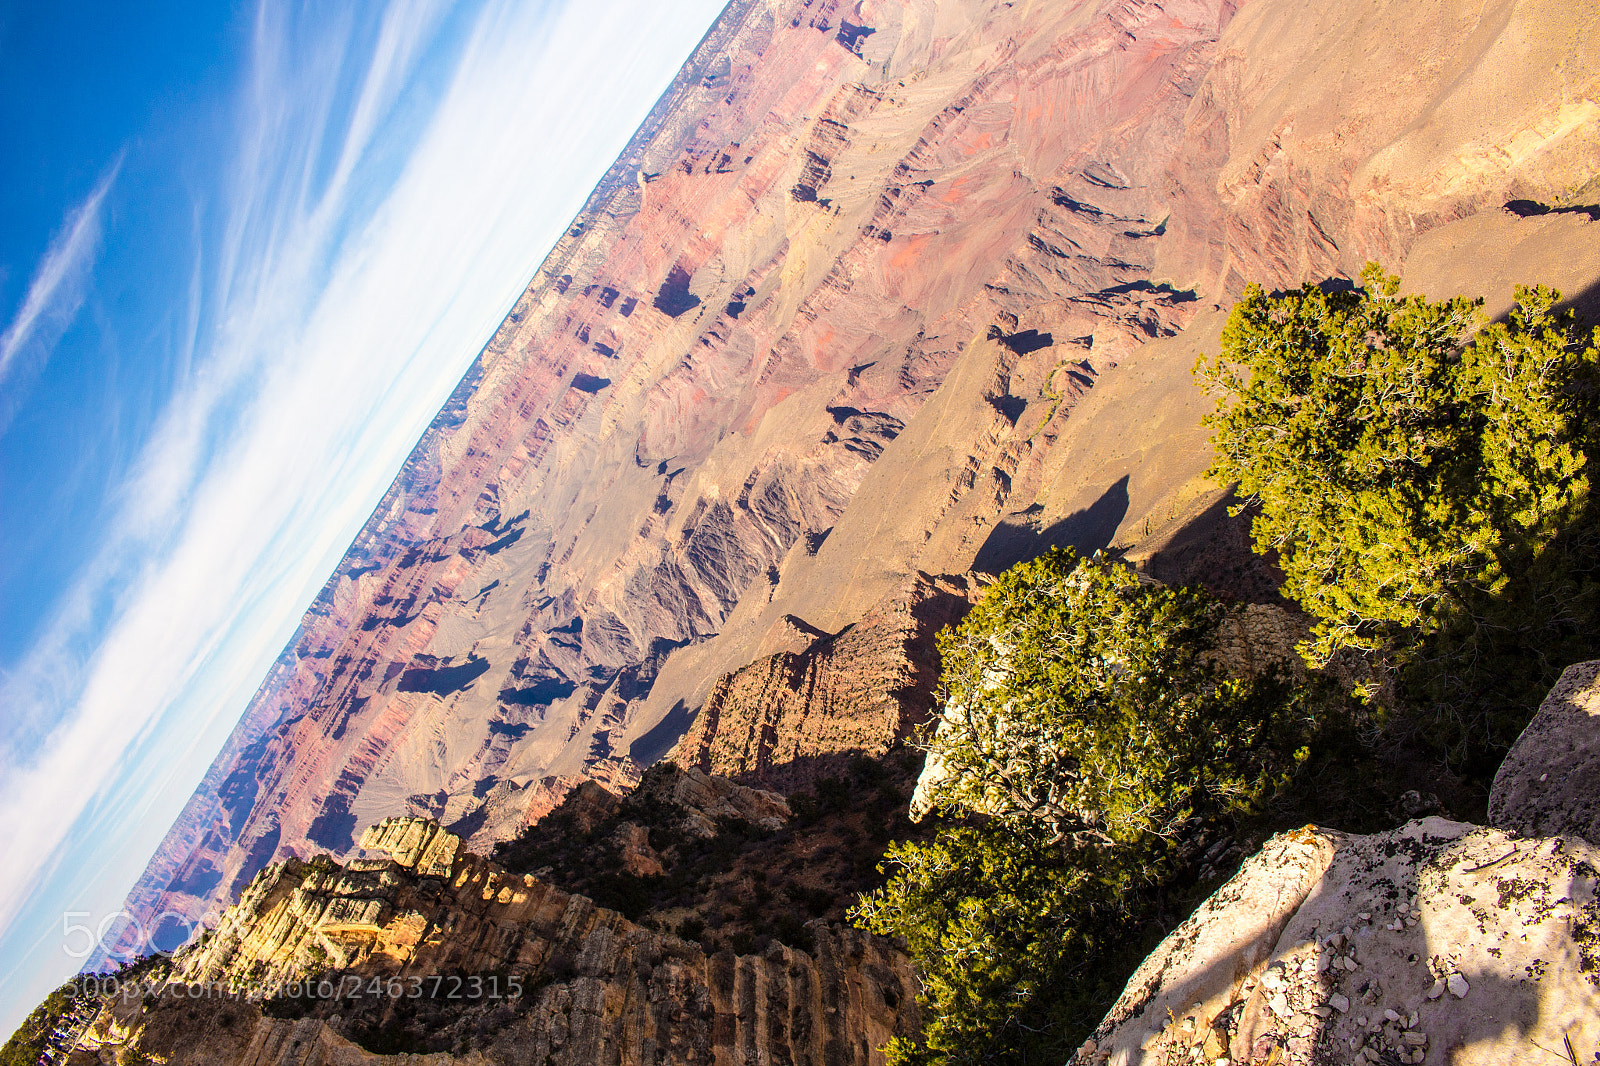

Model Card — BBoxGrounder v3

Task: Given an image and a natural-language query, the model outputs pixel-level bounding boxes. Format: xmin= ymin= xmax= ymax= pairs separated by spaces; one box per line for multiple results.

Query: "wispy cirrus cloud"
xmin=0 ymin=162 xmax=119 ymax=424
xmin=0 ymin=0 xmax=725 ymax=1034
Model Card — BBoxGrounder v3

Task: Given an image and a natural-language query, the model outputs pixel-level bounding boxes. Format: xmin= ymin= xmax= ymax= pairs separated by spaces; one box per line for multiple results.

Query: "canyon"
xmin=74 ymin=810 xmax=919 ymax=1066
xmin=115 ymin=0 xmax=1600 ymax=971
xmin=58 ymin=663 xmax=1600 ymax=1066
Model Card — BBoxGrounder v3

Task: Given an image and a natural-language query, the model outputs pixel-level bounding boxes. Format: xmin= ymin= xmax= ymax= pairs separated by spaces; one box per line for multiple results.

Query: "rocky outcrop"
xmin=83 ymin=817 xmax=917 ymax=1066
xmin=671 ymin=571 xmax=983 ymax=788
xmin=631 ymin=764 xmax=792 ymax=835
xmin=443 ymin=774 xmax=587 ymax=856
xmin=1073 ymin=663 xmax=1600 ymax=1066
xmin=357 ymin=817 xmax=461 ymax=876
xmin=1489 ymin=660 xmax=1600 ymax=846
xmin=121 ymin=0 xmax=1600 ymax=950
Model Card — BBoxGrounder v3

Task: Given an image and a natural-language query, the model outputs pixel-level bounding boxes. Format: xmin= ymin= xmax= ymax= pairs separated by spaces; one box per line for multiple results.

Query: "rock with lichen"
xmin=1074 ymin=663 xmax=1600 ymax=1066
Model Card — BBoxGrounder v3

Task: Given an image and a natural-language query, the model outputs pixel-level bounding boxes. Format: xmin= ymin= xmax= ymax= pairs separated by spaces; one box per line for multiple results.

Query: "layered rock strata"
xmin=1073 ymin=661 xmax=1600 ymax=1066
xmin=122 ymin=0 xmax=1600 ymax=947
xmin=81 ymin=816 xmax=918 ymax=1066
xmin=671 ymin=571 xmax=983 ymax=788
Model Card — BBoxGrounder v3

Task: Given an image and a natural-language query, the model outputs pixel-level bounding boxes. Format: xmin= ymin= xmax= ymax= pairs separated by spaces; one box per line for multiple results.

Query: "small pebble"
xmin=1385 ymin=1009 xmax=1401 ymax=1022
xmin=1426 ymin=980 xmax=1445 ymax=1000
xmin=1329 ymin=994 xmax=1350 ymax=1012
xmin=1447 ymin=973 xmax=1470 ymax=998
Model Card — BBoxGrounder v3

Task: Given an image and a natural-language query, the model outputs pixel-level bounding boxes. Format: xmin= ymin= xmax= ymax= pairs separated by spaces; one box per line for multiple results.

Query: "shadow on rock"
xmin=1139 ymin=489 xmax=1288 ymax=605
xmin=1072 ymin=661 xmax=1600 ymax=1066
xmin=973 ymin=475 xmax=1129 ymax=575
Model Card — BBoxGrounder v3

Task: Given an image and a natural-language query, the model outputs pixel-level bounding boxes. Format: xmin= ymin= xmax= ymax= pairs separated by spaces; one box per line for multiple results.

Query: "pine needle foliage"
xmin=1197 ymin=264 xmax=1600 ymax=767
xmin=916 ymin=550 xmax=1294 ymax=845
xmin=2 ymin=984 xmax=80 ymax=1066
xmin=853 ymin=549 xmax=1303 ymax=1066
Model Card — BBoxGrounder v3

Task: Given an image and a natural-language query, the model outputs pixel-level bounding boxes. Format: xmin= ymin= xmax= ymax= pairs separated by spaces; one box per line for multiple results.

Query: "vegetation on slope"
xmin=853 ymin=551 xmax=1313 ymax=1064
xmin=1 ymin=981 xmax=99 ymax=1066
xmin=853 ymin=266 xmax=1600 ymax=1066
xmin=495 ymin=757 xmax=933 ymax=957
xmin=1199 ymin=265 xmax=1600 ymax=771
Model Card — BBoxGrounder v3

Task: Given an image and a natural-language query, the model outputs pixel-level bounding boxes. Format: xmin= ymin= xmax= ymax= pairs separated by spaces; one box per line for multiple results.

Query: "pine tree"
xmin=1197 ymin=264 xmax=1600 ymax=764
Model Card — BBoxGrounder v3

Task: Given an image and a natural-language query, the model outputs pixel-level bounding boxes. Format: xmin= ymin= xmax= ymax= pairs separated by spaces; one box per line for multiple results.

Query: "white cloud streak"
xmin=0 ymin=0 xmax=725 ymax=1030
xmin=0 ymin=163 xmax=118 ymax=413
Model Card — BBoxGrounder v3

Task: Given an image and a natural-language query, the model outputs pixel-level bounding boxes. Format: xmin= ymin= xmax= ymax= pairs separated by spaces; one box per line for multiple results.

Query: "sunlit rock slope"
xmin=1072 ymin=661 xmax=1600 ymax=1066
xmin=77 ymin=815 xmax=917 ymax=1066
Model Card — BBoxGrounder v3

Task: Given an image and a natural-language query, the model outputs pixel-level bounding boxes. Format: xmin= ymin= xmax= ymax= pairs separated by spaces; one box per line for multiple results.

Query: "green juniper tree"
xmin=1197 ymin=264 xmax=1600 ymax=767
xmin=2 ymin=983 xmax=84 ymax=1066
xmin=854 ymin=550 xmax=1302 ymax=1066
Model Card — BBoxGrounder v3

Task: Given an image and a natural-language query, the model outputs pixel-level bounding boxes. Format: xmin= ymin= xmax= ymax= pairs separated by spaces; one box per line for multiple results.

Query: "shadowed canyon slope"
xmin=121 ymin=0 xmax=1600 ymax=940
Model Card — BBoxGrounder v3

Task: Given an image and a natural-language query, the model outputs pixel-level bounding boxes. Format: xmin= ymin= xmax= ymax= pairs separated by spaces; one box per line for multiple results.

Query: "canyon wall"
xmin=670 ymin=570 xmax=982 ymax=790
xmin=119 ymin=0 xmax=1600 ymax=948
xmin=77 ymin=816 xmax=917 ymax=1066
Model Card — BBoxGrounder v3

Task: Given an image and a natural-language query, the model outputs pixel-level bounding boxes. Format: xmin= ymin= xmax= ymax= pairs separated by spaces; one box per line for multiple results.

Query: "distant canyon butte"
xmin=121 ymin=0 xmax=1600 ymax=941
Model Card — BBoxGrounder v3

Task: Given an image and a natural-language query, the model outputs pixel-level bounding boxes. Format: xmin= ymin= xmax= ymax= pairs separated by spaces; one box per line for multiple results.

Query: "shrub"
xmin=1198 ymin=264 xmax=1600 ymax=766
xmin=3 ymin=985 xmax=83 ymax=1066
xmin=915 ymin=549 xmax=1298 ymax=844
xmin=854 ymin=549 xmax=1303 ymax=1066
xmin=855 ymin=820 xmax=1148 ymax=1066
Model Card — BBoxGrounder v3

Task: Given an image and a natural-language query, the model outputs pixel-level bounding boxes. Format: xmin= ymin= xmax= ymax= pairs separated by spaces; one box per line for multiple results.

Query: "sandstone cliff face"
xmin=1073 ymin=661 xmax=1600 ymax=1066
xmin=670 ymin=571 xmax=982 ymax=789
xmin=122 ymin=0 xmax=1600 ymax=946
xmin=81 ymin=816 xmax=918 ymax=1066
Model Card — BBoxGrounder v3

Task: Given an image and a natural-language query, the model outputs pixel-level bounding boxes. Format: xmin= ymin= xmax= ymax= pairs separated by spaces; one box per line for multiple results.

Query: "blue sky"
xmin=0 ymin=0 xmax=725 ymax=1032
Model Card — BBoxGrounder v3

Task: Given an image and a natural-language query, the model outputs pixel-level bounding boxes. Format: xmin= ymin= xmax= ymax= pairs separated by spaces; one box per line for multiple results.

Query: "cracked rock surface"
xmin=1075 ymin=662 xmax=1600 ymax=1066
xmin=1490 ymin=660 xmax=1600 ymax=848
